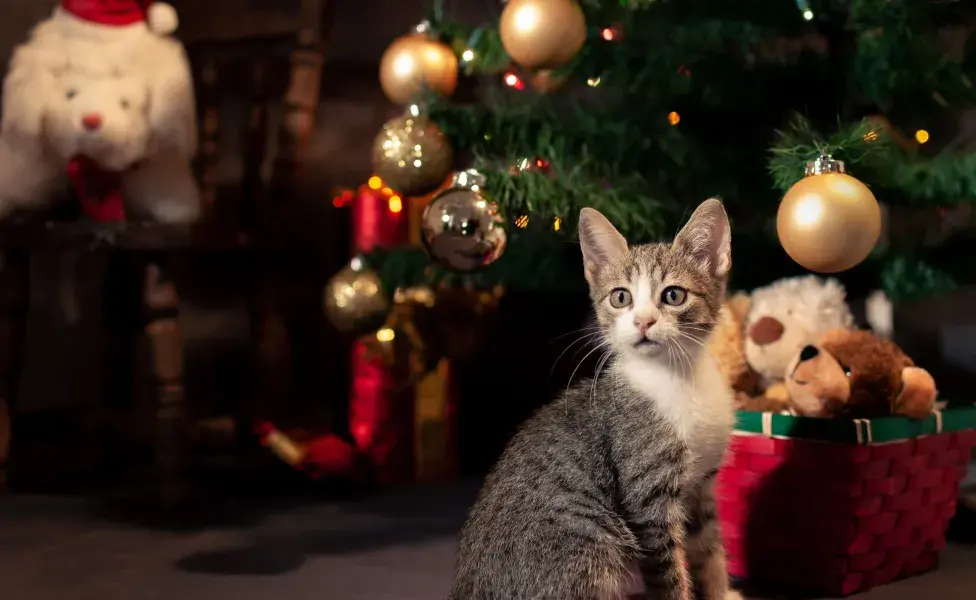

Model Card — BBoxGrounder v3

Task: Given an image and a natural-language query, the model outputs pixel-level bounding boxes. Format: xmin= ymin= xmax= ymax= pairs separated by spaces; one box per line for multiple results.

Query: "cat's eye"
xmin=661 ymin=286 xmax=687 ymax=306
xmin=119 ymin=98 xmax=130 ymax=109
xmin=66 ymin=89 xmax=77 ymax=100
xmin=608 ymin=288 xmax=632 ymax=309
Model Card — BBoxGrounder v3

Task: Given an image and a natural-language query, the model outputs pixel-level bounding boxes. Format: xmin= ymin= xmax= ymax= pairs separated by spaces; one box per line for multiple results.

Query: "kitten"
xmin=449 ymin=199 xmax=741 ymax=600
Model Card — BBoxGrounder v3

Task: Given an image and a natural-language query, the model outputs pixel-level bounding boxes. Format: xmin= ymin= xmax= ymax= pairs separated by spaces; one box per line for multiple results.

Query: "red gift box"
xmin=719 ymin=409 xmax=976 ymax=596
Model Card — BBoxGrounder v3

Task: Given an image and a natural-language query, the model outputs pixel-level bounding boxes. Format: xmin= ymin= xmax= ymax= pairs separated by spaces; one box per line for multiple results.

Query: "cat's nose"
xmin=799 ymin=345 xmax=819 ymax=362
xmin=749 ymin=316 xmax=784 ymax=345
xmin=634 ymin=315 xmax=656 ymax=335
xmin=81 ymin=113 xmax=103 ymax=131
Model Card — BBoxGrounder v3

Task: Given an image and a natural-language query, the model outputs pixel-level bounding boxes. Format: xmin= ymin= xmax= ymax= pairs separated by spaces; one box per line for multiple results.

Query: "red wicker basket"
xmin=717 ymin=407 xmax=976 ymax=596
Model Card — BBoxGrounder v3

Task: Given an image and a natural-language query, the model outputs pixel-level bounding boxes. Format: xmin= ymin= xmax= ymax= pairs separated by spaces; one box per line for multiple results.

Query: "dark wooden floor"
xmin=1 ymin=477 xmax=974 ymax=600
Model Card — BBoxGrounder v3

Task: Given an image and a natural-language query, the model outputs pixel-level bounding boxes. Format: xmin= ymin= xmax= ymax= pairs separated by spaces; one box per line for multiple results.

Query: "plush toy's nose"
xmin=81 ymin=113 xmax=103 ymax=131
xmin=749 ymin=316 xmax=784 ymax=345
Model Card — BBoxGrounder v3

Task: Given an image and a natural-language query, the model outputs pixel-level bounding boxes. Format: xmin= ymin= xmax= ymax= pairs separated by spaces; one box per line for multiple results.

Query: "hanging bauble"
xmin=420 ymin=169 xmax=508 ymax=272
xmin=777 ymin=155 xmax=882 ymax=273
xmin=379 ymin=22 xmax=459 ymax=105
xmin=500 ymin=0 xmax=587 ymax=70
xmin=529 ymin=69 xmax=568 ymax=93
xmin=323 ymin=257 xmax=390 ymax=336
xmin=372 ymin=106 xmax=454 ymax=197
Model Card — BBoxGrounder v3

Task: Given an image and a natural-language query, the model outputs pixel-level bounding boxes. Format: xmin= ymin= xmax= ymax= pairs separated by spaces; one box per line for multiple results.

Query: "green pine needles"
xmin=364 ymin=0 xmax=976 ymax=301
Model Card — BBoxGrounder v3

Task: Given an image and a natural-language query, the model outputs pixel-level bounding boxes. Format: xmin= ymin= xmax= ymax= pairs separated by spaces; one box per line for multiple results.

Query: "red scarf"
xmin=66 ymin=155 xmax=127 ymax=222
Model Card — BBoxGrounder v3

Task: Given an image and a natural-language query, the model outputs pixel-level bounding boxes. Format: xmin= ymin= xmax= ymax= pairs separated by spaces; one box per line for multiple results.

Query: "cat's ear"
xmin=579 ymin=207 xmax=628 ymax=283
xmin=673 ymin=198 xmax=731 ymax=278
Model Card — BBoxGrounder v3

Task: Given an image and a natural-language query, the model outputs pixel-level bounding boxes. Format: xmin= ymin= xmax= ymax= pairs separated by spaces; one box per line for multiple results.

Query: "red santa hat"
xmin=60 ymin=0 xmax=179 ymax=35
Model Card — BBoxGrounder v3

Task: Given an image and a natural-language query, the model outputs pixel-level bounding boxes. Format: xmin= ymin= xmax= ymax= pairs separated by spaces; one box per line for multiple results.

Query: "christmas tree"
xmin=336 ymin=0 xmax=976 ymax=315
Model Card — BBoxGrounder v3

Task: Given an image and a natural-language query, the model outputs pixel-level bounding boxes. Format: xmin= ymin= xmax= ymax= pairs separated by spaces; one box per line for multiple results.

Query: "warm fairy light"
xmin=376 ymin=328 xmax=395 ymax=342
xmin=668 ymin=111 xmax=680 ymax=126
xmin=863 ymin=130 xmax=879 ymax=143
xmin=553 ymin=216 xmax=562 ymax=231
xmin=587 ymin=77 xmax=601 ymax=87
xmin=381 ymin=186 xmax=393 ymax=196
xmin=601 ymin=28 xmax=616 ymax=41
xmin=388 ymin=195 xmax=403 ymax=213
xmin=803 ymin=9 xmax=813 ymax=20
xmin=677 ymin=66 xmax=691 ymax=77
xmin=515 ymin=215 xmax=529 ymax=228
xmin=504 ymin=71 xmax=525 ymax=90
xmin=461 ymin=49 xmax=475 ymax=62
xmin=368 ymin=176 xmax=382 ymax=189
xmin=915 ymin=129 xmax=930 ymax=144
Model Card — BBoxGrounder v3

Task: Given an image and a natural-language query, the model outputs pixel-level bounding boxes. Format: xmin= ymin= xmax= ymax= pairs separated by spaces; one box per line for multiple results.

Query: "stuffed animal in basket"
xmin=785 ymin=328 xmax=937 ymax=419
xmin=0 ymin=71 xmax=199 ymax=223
xmin=0 ymin=0 xmax=198 ymax=223
xmin=710 ymin=291 xmax=781 ymax=411
xmin=710 ymin=276 xmax=855 ymax=412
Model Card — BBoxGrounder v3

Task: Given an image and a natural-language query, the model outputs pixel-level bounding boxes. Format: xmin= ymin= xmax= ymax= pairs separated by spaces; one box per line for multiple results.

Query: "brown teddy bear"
xmin=784 ymin=328 xmax=937 ymax=419
xmin=710 ymin=292 xmax=791 ymax=412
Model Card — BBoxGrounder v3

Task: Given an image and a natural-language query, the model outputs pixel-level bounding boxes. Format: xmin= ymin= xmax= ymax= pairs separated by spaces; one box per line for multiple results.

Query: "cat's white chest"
xmin=618 ymin=353 xmax=735 ymax=475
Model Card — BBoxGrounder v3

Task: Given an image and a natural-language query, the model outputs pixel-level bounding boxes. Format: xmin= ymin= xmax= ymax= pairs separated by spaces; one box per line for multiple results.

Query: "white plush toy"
xmin=0 ymin=0 xmax=198 ymax=224
xmin=744 ymin=275 xmax=855 ymax=388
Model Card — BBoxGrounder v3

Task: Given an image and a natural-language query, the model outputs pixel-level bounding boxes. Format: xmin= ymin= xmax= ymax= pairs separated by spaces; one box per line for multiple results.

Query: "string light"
xmin=668 ymin=111 xmax=680 ymax=126
xmin=376 ymin=328 xmax=395 ymax=342
xmin=388 ymin=195 xmax=403 ymax=213
xmin=504 ymin=71 xmax=525 ymax=90
xmin=553 ymin=216 xmax=562 ymax=231
xmin=601 ymin=28 xmax=617 ymax=41
xmin=368 ymin=176 xmax=382 ymax=190
xmin=587 ymin=77 xmax=601 ymax=87
xmin=796 ymin=0 xmax=814 ymax=20
xmin=515 ymin=215 xmax=529 ymax=228
xmin=863 ymin=129 xmax=879 ymax=143
xmin=915 ymin=129 xmax=930 ymax=144
xmin=461 ymin=49 xmax=475 ymax=62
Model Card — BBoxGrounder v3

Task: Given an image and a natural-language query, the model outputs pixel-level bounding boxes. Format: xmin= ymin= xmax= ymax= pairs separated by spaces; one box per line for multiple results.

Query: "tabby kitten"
xmin=449 ymin=199 xmax=741 ymax=600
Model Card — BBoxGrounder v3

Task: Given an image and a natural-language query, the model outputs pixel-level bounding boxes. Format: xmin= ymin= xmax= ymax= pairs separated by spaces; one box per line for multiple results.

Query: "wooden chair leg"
xmin=0 ymin=250 xmax=29 ymax=491
xmin=143 ymin=260 xmax=187 ymax=507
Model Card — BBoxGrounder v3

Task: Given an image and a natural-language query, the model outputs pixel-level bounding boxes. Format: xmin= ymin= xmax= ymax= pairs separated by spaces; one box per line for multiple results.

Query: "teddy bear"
xmin=710 ymin=276 xmax=856 ymax=412
xmin=0 ymin=71 xmax=199 ymax=223
xmin=785 ymin=328 xmax=937 ymax=420
xmin=0 ymin=0 xmax=197 ymax=223
xmin=710 ymin=291 xmax=785 ymax=411
xmin=742 ymin=275 xmax=854 ymax=391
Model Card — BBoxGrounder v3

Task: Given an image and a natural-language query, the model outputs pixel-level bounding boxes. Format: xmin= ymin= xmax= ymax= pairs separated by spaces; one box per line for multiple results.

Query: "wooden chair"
xmin=0 ymin=0 xmax=329 ymax=504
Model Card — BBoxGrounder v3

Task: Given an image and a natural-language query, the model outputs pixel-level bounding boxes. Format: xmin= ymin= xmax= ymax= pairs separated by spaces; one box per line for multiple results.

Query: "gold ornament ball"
xmin=323 ymin=260 xmax=390 ymax=336
xmin=777 ymin=172 xmax=882 ymax=273
xmin=372 ymin=112 xmax=454 ymax=197
xmin=379 ymin=34 xmax=458 ymax=105
xmin=500 ymin=0 xmax=587 ymax=70
xmin=421 ymin=175 xmax=507 ymax=272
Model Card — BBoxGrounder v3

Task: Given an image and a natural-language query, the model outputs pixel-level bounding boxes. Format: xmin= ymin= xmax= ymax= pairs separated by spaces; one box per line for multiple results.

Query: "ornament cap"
xmin=805 ymin=154 xmax=846 ymax=176
xmin=413 ymin=19 xmax=432 ymax=35
xmin=451 ymin=169 xmax=487 ymax=190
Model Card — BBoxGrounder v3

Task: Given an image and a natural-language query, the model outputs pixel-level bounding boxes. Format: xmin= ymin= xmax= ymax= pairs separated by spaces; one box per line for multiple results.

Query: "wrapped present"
xmin=718 ymin=408 xmax=976 ymax=596
xmin=349 ymin=288 xmax=457 ymax=485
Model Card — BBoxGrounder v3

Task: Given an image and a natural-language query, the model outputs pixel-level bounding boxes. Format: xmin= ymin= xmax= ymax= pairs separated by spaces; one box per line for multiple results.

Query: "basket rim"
xmin=734 ymin=405 xmax=976 ymax=444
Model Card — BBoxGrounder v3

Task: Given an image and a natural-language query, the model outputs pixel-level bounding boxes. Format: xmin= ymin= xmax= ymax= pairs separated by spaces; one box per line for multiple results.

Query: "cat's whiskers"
xmin=590 ymin=347 xmax=614 ymax=409
xmin=565 ymin=339 xmax=612 ymax=412
xmin=550 ymin=330 xmax=605 ymax=378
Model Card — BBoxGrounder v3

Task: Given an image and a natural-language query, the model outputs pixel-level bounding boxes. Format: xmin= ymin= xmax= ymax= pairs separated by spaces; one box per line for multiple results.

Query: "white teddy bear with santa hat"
xmin=0 ymin=0 xmax=199 ymax=224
